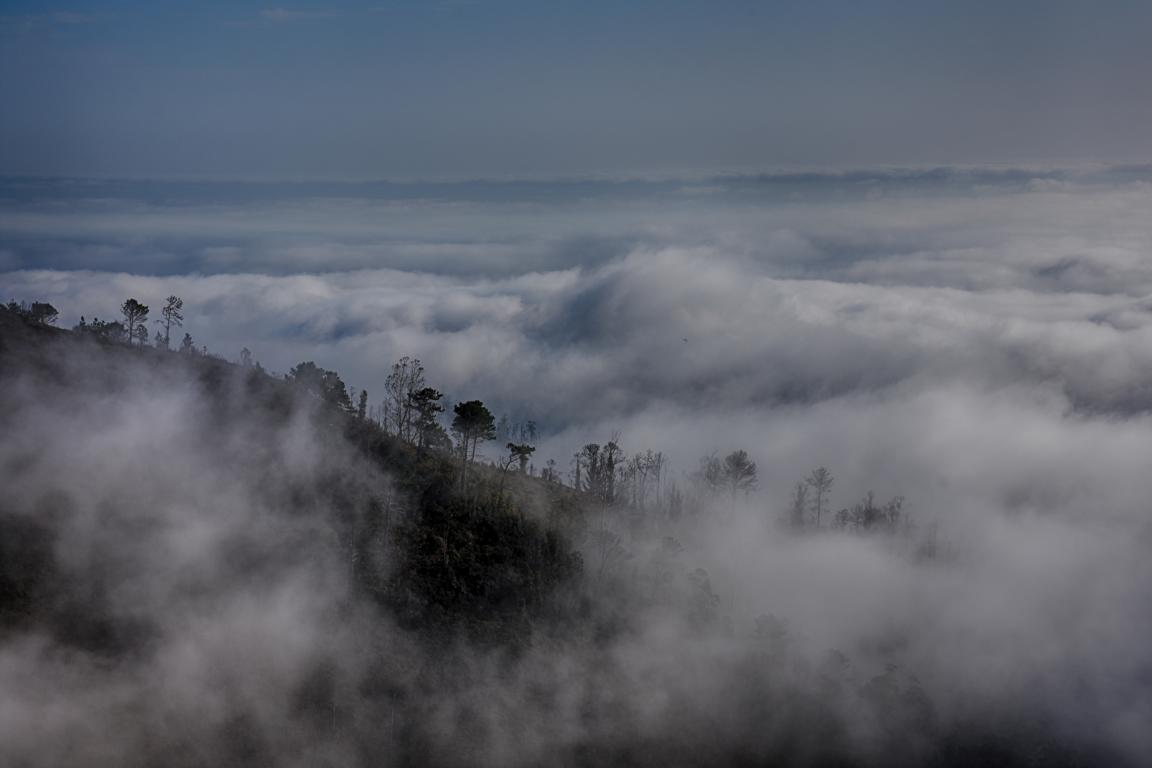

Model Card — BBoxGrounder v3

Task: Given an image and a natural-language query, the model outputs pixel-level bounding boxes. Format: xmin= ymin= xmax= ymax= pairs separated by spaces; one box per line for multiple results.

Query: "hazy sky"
xmin=2 ymin=0 xmax=1152 ymax=179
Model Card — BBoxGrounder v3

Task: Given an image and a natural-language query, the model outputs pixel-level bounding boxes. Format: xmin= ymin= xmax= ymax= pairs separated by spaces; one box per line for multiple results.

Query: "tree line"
xmin=7 ymin=295 xmax=918 ymax=543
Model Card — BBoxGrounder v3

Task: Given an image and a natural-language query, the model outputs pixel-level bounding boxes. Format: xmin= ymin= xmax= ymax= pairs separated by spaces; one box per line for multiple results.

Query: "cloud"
xmin=3 ymin=167 xmax=1152 ymax=763
xmin=3 ymin=329 xmax=1150 ymax=764
xmin=7 ymin=168 xmax=1152 ymax=487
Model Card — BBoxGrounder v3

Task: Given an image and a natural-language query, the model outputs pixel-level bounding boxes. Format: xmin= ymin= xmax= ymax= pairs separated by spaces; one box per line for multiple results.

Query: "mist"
xmin=2 ymin=168 xmax=1152 ymax=765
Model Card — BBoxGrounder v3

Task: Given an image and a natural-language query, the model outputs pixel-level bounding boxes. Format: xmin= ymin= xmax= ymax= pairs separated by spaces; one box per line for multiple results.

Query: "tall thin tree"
xmin=806 ymin=467 xmax=834 ymax=529
xmin=158 ymin=295 xmax=183 ymax=349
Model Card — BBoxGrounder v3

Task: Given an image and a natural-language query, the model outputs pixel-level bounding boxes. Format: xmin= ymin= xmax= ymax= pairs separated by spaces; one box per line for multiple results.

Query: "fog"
xmin=2 ymin=168 xmax=1152 ymax=765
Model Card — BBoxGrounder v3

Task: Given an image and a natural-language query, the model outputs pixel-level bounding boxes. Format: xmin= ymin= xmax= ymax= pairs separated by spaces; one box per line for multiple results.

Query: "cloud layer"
xmin=3 ymin=167 xmax=1152 ymax=763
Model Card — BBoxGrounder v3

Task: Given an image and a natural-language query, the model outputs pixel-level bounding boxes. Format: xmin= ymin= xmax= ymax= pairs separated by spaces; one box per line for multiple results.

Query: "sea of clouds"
xmin=2 ymin=167 xmax=1152 ymax=763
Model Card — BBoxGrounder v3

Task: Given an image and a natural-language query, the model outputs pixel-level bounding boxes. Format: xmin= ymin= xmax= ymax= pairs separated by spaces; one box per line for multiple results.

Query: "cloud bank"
xmin=2 ymin=167 xmax=1152 ymax=763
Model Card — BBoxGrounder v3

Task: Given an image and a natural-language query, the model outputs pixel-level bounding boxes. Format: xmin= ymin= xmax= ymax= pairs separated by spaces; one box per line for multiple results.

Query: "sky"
xmin=2 ymin=0 xmax=1152 ymax=179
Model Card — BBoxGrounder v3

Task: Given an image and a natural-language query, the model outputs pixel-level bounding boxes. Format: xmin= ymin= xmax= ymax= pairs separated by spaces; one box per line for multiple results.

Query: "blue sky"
xmin=2 ymin=0 xmax=1151 ymax=179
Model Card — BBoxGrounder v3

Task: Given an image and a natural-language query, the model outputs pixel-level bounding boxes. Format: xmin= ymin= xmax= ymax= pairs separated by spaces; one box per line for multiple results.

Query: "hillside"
xmin=0 ymin=305 xmax=1132 ymax=767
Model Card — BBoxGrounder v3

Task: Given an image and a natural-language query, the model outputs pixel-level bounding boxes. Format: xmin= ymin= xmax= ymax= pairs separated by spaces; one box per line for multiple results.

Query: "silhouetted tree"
xmin=507 ymin=442 xmax=535 ymax=474
xmin=240 ymin=347 xmax=253 ymax=367
xmin=157 ymin=295 xmax=183 ymax=349
xmin=357 ymin=389 xmax=368 ymax=420
xmin=497 ymin=442 xmax=535 ymax=497
xmin=577 ymin=440 xmax=623 ymax=503
xmin=179 ymin=333 xmax=194 ymax=354
xmin=625 ymin=449 xmax=666 ymax=509
xmin=74 ymin=317 xmax=125 ymax=341
xmin=602 ymin=440 xmax=622 ymax=503
xmin=451 ymin=400 xmax=495 ymax=491
xmin=6 ymin=301 xmax=58 ymax=325
xmin=120 ymin=299 xmax=149 ymax=345
xmin=288 ymin=361 xmax=354 ymax=413
xmin=408 ymin=387 xmax=445 ymax=449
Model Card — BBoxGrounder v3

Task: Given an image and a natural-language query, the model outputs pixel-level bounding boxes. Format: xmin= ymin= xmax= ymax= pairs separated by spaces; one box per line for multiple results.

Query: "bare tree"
xmin=806 ymin=467 xmax=834 ymax=528
xmin=157 ymin=295 xmax=183 ymax=349
xmin=383 ymin=357 xmax=425 ymax=440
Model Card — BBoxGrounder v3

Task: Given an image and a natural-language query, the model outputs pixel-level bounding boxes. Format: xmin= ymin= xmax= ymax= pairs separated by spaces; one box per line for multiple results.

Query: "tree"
xmin=74 ymin=317 xmax=124 ymax=340
xmin=120 ymin=299 xmax=149 ymax=345
xmin=408 ymin=387 xmax=445 ymax=449
xmin=451 ymin=400 xmax=495 ymax=491
xmin=240 ymin=347 xmax=254 ymax=367
xmin=120 ymin=299 xmax=148 ymax=342
xmin=837 ymin=492 xmax=906 ymax=534
xmin=383 ymin=356 xmax=425 ymax=441
xmin=722 ymin=450 xmax=758 ymax=498
xmin=157 ymin=295 xmax=183 ymax=349
xmin=497 ymin=442 xmax=535 ymax=497
xmin=577 ymin=440 xmax=623 ymax=503
xmin=287 ymin=361 xmax=354 ymax=413
xmin=507 ymin=442 xmax=535 ymax=474
xmin=602 ymin=440 xmax=623 ymax=504
xmin=579 ymin=444 xmax=602 ymax=498
xmin=32 ymin=302 xmax=59 ymax=326
xmin=179 ymin=333 xmax=195 ymax=354
xmin=5 ymin=301 xmax=58 ymax=325
xmin=806 ymin=467 xmax=834 ymax=529
xmin=625 ymin=450 xmax=665 ymax=509
xmin=133 ymin=323 xmax=149 ymax=347
xmin=695 ymin=453 xmax=724 ymax=496
xmin=788 ymin=482 xmax=808 ymax=529
xmin=357 ymin=389 xmax=368 ymax=421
